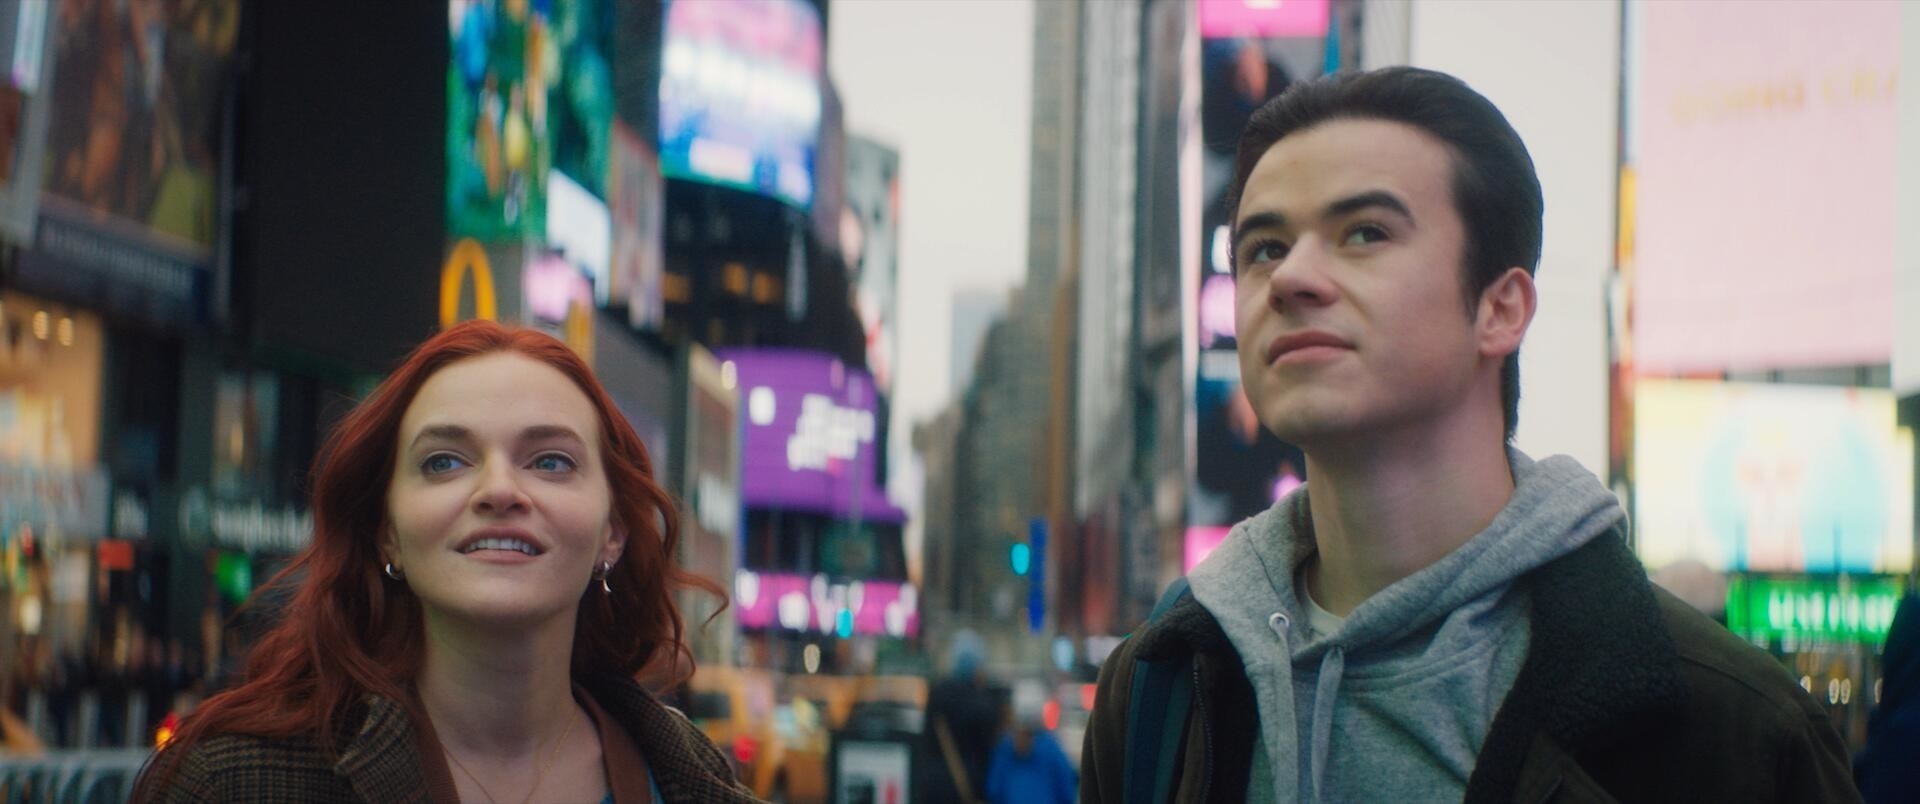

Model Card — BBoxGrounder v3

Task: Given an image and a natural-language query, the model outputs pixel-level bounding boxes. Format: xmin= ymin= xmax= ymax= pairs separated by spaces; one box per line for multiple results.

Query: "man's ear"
xmin=1476 ymin=267 xmax=1537 ymax=362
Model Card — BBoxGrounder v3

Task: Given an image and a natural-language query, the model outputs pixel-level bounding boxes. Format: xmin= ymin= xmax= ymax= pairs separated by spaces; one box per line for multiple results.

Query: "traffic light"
xmin=1010 ymin=542 xmax=1032 ymax=576
xmin=1026 ymin=518 xmax=1047 ymax=633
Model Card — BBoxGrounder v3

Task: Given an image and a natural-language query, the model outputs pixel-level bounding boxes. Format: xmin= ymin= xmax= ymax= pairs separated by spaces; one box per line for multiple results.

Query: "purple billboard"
xmin=716 ymin=348 xmax=903 ymax=522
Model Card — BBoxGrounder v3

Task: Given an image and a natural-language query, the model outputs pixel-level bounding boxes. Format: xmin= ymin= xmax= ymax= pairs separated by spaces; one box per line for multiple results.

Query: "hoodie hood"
xmin=1187 ymin=448 xmax=1626 ymax=803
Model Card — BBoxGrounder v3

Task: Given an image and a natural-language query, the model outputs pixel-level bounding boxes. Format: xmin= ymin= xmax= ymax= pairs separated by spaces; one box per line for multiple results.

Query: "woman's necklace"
xmin=444 ymin=709 xmax=577 ymax=804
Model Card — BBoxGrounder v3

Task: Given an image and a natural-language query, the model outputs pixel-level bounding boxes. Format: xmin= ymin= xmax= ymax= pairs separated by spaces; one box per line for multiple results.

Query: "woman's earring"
xmin=594 ymin=561 xmax=613 ymax=594
xmin=383 ymin=562 xmax=405 ymax=581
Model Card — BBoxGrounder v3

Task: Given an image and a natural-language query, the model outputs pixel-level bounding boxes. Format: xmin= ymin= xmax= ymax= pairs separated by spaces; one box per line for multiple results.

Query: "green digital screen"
xmin=214 ymin=551 xmax=253 ymax=606
xmin=1725 ymin=575 xmax=1905 ymax=644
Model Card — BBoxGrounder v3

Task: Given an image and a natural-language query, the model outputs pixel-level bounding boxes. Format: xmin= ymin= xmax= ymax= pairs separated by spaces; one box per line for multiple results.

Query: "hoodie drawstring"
xmin=1307 ymin=646 xmax=1346 ymax=804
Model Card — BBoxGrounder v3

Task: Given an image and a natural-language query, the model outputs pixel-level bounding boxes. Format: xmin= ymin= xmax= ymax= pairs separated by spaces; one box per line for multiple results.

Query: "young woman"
xmin=136 ymin=322 xmax=753 ymax=803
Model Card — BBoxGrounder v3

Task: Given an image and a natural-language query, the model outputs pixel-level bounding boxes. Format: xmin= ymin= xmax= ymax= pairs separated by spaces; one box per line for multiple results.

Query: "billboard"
xmin=658 ymin=0 xmax=822 ymax=208
xmin=842 ymin=135 xmax=898 ymax=392
xmin=1628 ymin=0 xmax=1896 ymax=372
xmin=545 ymin=170 xmax=611 ymax=303
xmin=609 ymin=121 xmax=666 ymax=330
xmin=26 ymin=0 xmax=238 ymax=323
xmin=716 ymin=348 xmax=902 ymax=522
xmin=1198 ymin=0 xmax=1330 ymax=40
xmin=1183 ymin=526 xmax=1231 ymax=574
xmin=447 ymin=0 xmax=612 ymax=240
xmin=0 ymin=1 xmax=55 ymax=243
xmin=1191 ymin=361 xmax=1305 ymax=526
xmin=732 ymin=570 xmax=919 ymax=638
xmin=1188 ymin=13 xmax=1326 ymax=531
xmin=677 ymin=345 xmax=740 ymax=664
xmin=437 ymin=238 xmax=594 ymax=361
xmin=1633 ymin=379 xmax=1914 ymax=574
xmin=1725 ymin=575 xmax=1903 ymax=645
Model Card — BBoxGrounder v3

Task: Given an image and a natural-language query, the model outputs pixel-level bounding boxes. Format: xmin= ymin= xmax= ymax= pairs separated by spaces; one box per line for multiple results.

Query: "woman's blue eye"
xmin=421 ymin=453 xmax=468 ymax=475
xmin=531 ymin=453 xmax=578 ymax=473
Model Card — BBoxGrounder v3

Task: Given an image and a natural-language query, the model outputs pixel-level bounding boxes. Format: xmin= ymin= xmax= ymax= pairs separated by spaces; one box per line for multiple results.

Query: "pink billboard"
xmin=732 ymin=570 xmax=920 ymax=638
xmin=1630 ymin=0 xmax=1895 ymax=373
xmin=1198 ymin=0 xmax=1329 ymax=40
xmin=1184 ymin=526 xmax=1232 ymax=573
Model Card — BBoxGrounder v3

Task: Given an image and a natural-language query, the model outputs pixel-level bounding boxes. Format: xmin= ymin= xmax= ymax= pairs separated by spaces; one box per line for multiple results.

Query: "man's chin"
xmin=1261 ymin=405 xmax=1361 ymax=447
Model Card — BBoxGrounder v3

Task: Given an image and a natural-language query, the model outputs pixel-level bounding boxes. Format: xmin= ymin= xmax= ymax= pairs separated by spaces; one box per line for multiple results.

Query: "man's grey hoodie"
xmin=1186 ymin=449 xmax=1626 ymax=803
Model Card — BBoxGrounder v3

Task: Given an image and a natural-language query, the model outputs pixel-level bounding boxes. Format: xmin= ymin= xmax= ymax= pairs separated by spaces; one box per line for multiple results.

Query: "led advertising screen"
xmin=658 ymin=0 xmax=822 ymax=208
xmin=716 ymin=348 xmax=902 ymax=522
xmin=0 ymin=1 xmax=55 ymax=244
xmin=545 ymin=170 xmax=611 ymax=303
xmin=1188 ymin=18 xmax=1325 ymax=531
xmin=1725 ymin=575 xmax=1903 ymax=645
xmin=521 ymin=250 xmax=596 ymax=361
xmin=842 ymin=135 xmax=898 ymax=392
xmin=447 ymin=0 xmax=612 ymax=240
xmin=1198 ymin=0 xmax=1330 ymax=40
xmin=1191 ymin=358 xmax=1305 ymax=527
xmin=732 ymin=570 xmax=919 ymax=638
xmin=1628 ymin=0 xmax=1896 ymax=372
xmin=1184 ymin=526 xmax=1231 ymax=574
xmin=1633 ymin=379 xmax=1914 ymax=574
xmin=26 ymin=0 xmax=238 ymax=323
xmin=610 ymin=121 xmax=666 ymax=330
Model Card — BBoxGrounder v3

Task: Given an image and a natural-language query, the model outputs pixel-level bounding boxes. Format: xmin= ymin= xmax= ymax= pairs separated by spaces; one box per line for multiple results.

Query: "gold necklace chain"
xmin=444 ymin=709 xmax=578 ymax=804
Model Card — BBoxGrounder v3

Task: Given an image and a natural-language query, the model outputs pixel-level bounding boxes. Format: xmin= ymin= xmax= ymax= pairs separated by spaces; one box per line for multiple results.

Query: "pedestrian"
xmin=985 ymin=709 xmax=1074 ymax=804
xmin=921 ymin=629 xmax=1000 ymax=804
xmin=134 ymin=321 xmax=753 ymax=802
xmin=1856 ymin=594 xmax=1920 ymax=802
xmin=1080 ymin=66 xmax=1859 ymax=803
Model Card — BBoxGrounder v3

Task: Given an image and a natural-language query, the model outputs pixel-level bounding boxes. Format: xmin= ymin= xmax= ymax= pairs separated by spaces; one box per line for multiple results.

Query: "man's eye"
xmin=531 ymin=453 xmax=578 ymax=473
xmin=1242 ymin=239 xmax=1290 ymax=267
xmin=421 ymin=453 xmax=468 ymax=475
xmin=1343 ymin=224 xmax=1389 ymax=247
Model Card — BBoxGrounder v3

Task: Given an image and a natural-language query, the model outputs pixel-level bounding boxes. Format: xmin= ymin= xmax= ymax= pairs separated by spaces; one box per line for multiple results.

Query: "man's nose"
xmin=1268 ymin=238 xmax=1338 ymax=312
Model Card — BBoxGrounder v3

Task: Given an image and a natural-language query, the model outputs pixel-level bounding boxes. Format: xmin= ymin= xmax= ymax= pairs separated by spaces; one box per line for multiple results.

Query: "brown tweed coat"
xmin=133 ymin=673 xmax=762 ymax=803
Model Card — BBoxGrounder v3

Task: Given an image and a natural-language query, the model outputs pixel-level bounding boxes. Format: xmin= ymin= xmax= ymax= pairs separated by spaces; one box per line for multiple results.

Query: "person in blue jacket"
xmin=986 ymin=709 xmax=1076 ymax=804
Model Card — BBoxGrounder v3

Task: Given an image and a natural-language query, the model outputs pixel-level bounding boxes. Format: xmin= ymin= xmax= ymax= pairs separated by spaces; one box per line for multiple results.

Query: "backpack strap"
xmin=1125 ymin=578 xmax=1196 ymax=804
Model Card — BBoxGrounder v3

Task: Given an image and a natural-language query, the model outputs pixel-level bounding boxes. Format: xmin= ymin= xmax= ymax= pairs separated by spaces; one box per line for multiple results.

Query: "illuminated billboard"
xmin=1633 ymin=379 xmax=1914 ymax=574
xmin=1628 ymin=0 xmax=1895 ymax=372
xmin=658 ymin=0 xmax=822 ymax=208
xmin=733 ymin=570 xmax=919 ymax=638
xmin=1725 ymin=575 xmax=1904 ymax=645
xmin=447 ymin=0 xmax=613 ymax=240
xmin=842 ymin=136 xmax=898 ymax=392
xmin=1198 ymin=0 xmax=1329 ymax=40
xmin=716 ymin=348 xmax=901 ymax=522
xmin=1188 ymin=14 xmax=1325 ymax=531
xmin=610 ymin=121 xmax=666 ymax=330
xmin=26 ymin=0 xmax=238 ymax=323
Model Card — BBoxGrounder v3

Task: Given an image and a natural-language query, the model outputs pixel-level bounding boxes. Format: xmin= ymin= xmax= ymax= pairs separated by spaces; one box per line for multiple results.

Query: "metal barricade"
xmin=0 ymin=749 xmax=153 ymax=804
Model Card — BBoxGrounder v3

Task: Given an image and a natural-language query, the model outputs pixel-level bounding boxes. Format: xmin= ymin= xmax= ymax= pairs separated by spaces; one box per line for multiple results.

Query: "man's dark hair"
xmin=1226 ymin=66 xmax=1544 ymax=442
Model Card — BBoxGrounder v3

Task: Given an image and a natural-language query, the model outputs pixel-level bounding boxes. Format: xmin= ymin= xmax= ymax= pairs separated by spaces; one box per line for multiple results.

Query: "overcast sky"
xmin=829 ymin=0 xmax=1036 ymax=434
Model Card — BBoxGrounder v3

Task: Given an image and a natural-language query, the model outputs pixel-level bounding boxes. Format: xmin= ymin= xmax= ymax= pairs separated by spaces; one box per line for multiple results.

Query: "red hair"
xmin=146 ymin=321 xmax=723 ymax=772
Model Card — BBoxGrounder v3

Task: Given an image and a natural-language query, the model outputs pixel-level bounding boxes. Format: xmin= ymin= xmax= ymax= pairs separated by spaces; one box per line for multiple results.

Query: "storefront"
xmin=0 ymin=288 xmax=117 ymax=746
xmin=1630 ymin=379 xmax=1913 ymax=750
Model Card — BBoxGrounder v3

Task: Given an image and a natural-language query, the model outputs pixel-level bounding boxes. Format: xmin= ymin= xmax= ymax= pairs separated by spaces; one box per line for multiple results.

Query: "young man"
xmin=1080 ymin=67 xmax=1858 ymax=804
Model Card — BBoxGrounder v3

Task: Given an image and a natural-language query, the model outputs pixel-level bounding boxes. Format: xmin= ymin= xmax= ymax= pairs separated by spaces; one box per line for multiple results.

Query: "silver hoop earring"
xmin=594 ymin=561 xmax=613 ymax=594
xmin=383 ymin=562 xmax=405 ymax=581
